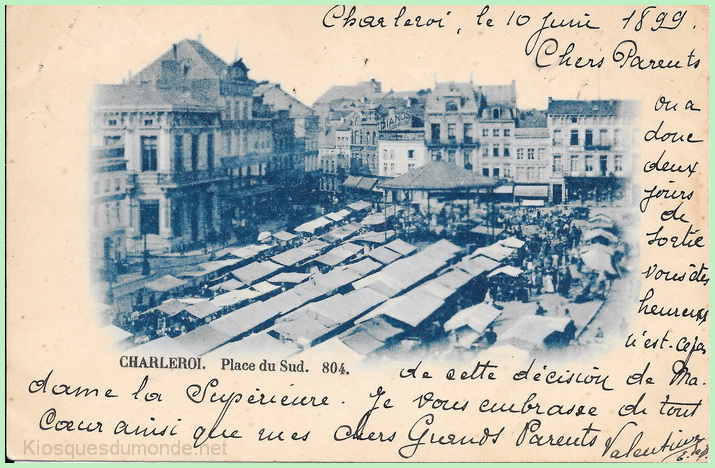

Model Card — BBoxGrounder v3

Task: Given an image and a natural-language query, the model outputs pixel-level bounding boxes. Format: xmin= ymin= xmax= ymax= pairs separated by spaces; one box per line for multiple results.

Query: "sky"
xmin=31 ymin=4 xmax=643 ymax=110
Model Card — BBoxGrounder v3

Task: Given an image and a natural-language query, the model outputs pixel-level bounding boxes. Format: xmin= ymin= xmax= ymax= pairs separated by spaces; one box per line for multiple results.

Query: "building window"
xmin=492 ymin=167 xmax=500 ymax=177
xmin=104 ymin=204 xmax=110 ymax=227
xmin=527 ymin=148 xmax=535 ymax=160
xmin=114 ymin=202 xmax=121 ymax=224
xmin=482 ymin=147 xmax=489 ymax=158
xmin=552 ymin=154 xmax=562 ymax=173
xmin=504 ymin=167 xmax=511 ymax=178
xmin=408 ymin=163 xmax=415 ymax=170
xmin=174 ymin=134 xmax=184 ymax=172
xmin=570 ymin=129 xmax=579 ymax=146
xmin=516 ymin=148 xmax=524 ymax=160
xmin=537 ymin=148 xmax=545 ymax=159
xmin=144 ymin=119 xmax=154 ymax=126
xmin=571 ymin=116 xmax=578 ymax=123
xmin=492 ymin=108 xmax=500 ymax=119
xmin=492 ymin=145 xmax=499 ymax=157
xmin=482 ymin=168 xmax=489 ymax=177
xmin=614 ymin=129 xmax=622 ymax=146
xmin=585 ymin=154 xmax=594 ymax=172
xmin=432 ymin=150 xmax=441 ymax=161
xmin=114 ymin=178 xmax=120 ymax=191
xmin=570 ymin=155 xmax=579 ymax=172
xmin=516 ymin=167 xmax=524 ymax=180
xmin=390 ymin=163 xmax=395 ymax=173
xmin=447 ymin=124 xmax=456 ymax=142
xmin=447 ymin=150 xmax=456 ymax=163
xmin=553 ymin=129 xmax=561 ymax=146
xmin=446 ymin=101 xmax=458 ymax=112
xmin=614 ymin=155 xmax=623 ymax=172
xmin=172 ymin=202 xmax=183 ymax=237
xmin=492 ymin=128 xmax=499 ymax=137
xmin=390 ymin=150 xmax=395 ymax=160
xmin=140 ymin=136 xmax=158 ymax=172
xmin=107 ymin=119 xmax=117 ymax=126
xmin=383 ymin=163 xmax=388 ymax=173
xmin=191 ymin=134 xmax=199 ymax=171
xmin=139 ymin=200 xmax=160 ymax=235
xmin=585 ymin=129 xmax=593 ymax=146
xmin=600 ymin=128 xmax=608 ymax=145
xmin=504 ymin=146 xmax=511 ymax=157
xmin=207 ymin=134 xmax=215 ymax=170
xmin=464 ymin=123 xmax=473 ymax=143
xmin=599 ymin=154 xmax=608 ymax=175
xmin=431 ymin=123 xmax=440 ymax=142
xmin=527 ymin=167 xmax=535 ymax=181
xmin=407 ymin=149 xmax=415 ymax=159
xmin=503 ymin=128 xmax=511 ymax=137
xmin=104 ymin=135 xmax=121 ymax=146
xmin=482 ymin=128 xmax=489 ymax=137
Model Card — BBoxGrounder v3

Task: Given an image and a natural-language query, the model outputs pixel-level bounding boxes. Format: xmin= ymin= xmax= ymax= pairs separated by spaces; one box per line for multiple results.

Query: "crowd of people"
xmin=379 ymin=200 xmax=629 ymax=306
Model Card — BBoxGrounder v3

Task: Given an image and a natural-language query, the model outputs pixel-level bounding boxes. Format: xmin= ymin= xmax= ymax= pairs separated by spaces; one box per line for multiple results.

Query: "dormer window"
xmin=144 ymin=119 xmax=153 ymax=126
xmin=445 ymin=101 xmax=458 ymax=112
xmin=107 ymin=119 xmax=117 ymax=126
xmin=492 ymin=108 xmax=500 ymax=119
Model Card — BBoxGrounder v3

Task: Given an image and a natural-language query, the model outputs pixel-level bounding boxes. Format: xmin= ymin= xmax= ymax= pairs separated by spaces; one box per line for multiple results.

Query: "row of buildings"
xmin=315 ymin=80 xmax=637 ymax=205
xmin=91 ymin=38 xmax=637 ymax=282
xmin=91 ymin=39 xmax=320 ymax=276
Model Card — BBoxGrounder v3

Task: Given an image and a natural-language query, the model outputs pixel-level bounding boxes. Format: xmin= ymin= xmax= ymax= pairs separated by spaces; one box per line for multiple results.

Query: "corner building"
xmin=92 ymin=39 xmax=315 ymax=254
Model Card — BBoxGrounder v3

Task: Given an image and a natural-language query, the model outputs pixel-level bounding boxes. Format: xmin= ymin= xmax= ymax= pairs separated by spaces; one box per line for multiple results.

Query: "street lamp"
xmin=141 ymin=234 xmax=151 ymax=276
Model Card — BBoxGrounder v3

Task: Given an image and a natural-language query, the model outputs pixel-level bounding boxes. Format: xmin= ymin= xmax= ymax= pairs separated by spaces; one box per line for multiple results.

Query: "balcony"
xmin=584 ymin=144 xmax=612 ymax=151
xmin=127 ymin=169 xmax=231 ymax=188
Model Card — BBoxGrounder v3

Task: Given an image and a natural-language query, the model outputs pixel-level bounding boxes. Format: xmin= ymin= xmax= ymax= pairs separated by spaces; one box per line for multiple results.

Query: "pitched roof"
xmin=254 ymin=83 xmax=315 ymax=118
xmin=314 ymin=79 xmax=382 ymax=105
xmin=547 ymin=99 xmax=623 ymax=116
xmin=94 ymin=83 xmax=217 ymax=110
xmin=477 ymin=83 xmax=516 ymax=106
xmin=378 ymin=161 xmax=497 ymax=190
xmin=133 ymin=39 xmax=227 ymax=82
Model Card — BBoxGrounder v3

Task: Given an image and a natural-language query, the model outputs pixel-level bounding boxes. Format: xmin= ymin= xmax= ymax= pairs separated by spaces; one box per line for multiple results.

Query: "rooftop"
xmin=379 ymin=161 xmax=497 ymax=191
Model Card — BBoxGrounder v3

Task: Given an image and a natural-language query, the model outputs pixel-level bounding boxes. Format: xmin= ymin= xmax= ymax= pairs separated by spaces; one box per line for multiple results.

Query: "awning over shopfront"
xmin=514 ymin=184 xmax=549 ymax=198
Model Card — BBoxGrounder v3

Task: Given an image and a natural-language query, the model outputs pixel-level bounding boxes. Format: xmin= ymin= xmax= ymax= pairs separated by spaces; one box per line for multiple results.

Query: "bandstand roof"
xmin=378 ymin=161 xmax=497 ymax=191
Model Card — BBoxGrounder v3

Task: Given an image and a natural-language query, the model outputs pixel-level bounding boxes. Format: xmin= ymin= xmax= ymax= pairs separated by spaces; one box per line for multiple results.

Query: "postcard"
xmin=6 ymin=5 xmax=709 ymax=462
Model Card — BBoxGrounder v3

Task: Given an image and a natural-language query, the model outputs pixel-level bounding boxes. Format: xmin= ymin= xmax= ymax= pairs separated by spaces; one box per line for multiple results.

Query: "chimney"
xmin=158 ymin=60 xmax=180 ymax=88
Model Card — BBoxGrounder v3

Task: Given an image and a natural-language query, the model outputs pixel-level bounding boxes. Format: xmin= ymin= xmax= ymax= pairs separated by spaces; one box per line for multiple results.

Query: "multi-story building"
xmin=92 ymin=39 xmax=313 ymax=254
xmin=254 ymin=82 xmax=319 ymax=172
xmin=513 ymin=127 xmax=549 ymax=183
xmin=318 ymin=126 xmax=352 ymax=192
xmin=90 ymin=145 xmax=128 ymax=279
xmin=474 ymin=83 xmax=518 ymax=179
xmin=315 ymin=81 xmax=427 ymax=190
xmin=378 ymin=128 xmax=427 ymax=177
xmin=424 ymin=82 xmax=480 ymax=169
xmin=313 ymin=79 xmax=382 ymax=126
xmin=546 ymin=99 xmax=637 ymax=203
xmin=314 ymin=79 xmax=637 ymax=205
xmin=348 ymin=110 xmax=380 ymax=176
